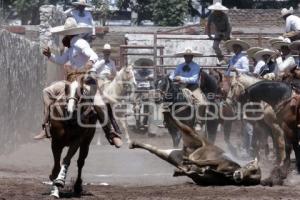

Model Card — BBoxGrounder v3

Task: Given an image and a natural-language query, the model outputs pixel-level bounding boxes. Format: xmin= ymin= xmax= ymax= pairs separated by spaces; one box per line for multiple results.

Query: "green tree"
xmin=116 ymin=0 xmax=188 ymax=26
xmin=9 ymin=0 xmax=60 ymax=25
xmin=152 ymin=0 xmax=188 ymax=26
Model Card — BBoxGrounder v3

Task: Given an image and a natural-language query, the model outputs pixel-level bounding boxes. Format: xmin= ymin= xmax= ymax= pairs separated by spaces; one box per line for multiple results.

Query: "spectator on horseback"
xmin=207 ymin=2 xmax=231 ymax=65
xmin=253 ymin=49 xmax=276 ymax=77
xmin=264 ymin=38 xmax=297 ymax=79
xmin=65 ymin=0 xmax=96 ymax=43
xmin=169 ymin=49 xmax=203 ymax=101
xmin=224 ymin=39 xmax=250 ymax=76
xmin=94 ymin=43 xmax=117 ymax=89
xmin=246 ymin=47 xmax=263 ymax=73
xmin=34 ymin=17 xmax=122 ymax=148
xmin=281 ymin=7 xmax=300 ymax=41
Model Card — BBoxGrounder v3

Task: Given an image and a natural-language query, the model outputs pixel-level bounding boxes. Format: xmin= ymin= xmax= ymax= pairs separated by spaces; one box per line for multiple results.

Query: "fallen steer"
xmin=129 ymin=114 xmax=261 ymax=186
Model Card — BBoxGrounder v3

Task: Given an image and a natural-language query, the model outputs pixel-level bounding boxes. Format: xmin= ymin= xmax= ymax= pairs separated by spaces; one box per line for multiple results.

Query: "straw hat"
xmin=246 ymin=47 xmax=263 ymax=58
xmin=289 ymin=40 xmax=300 ymax=52
xmin=268 ymin=36 xmax=285 ymax=45
xmin=281 ymin=7 xmax=294 ymax=17
xmin=224 ymin=39 xmax=250 ymax=52
xmin=254 ymin=49 xmax=275 ymax=60
xmin=50 ymin=17 xmax=92 ymax=35
xmin=208 ymin=2 xmax=228 ymax=11
xmin=103 ymin=43 xmax=111 ymax=51
xmin=175 ymin=49 xmax=202 ymax=57
xmin=72 ymin=0 xmax=92 ymax=7
xmin=271 ymin=38 xmax=291 ymax=50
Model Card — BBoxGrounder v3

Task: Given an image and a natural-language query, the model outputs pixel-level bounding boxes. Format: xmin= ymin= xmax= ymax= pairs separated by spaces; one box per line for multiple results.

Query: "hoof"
xmin=54 ymin=179 xmax=65 ymax=188
xmin=128 ymin=141 xmax=136 ymax=149
xmin=50 ymin=185 xmax=60 ymax=198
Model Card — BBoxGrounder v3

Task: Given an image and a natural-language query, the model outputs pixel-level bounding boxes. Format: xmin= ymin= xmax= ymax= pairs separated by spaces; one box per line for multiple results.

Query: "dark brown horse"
xmin=237 ymin=80 xmax=300 ymax=185
xmin=48 ymin=74 xmax=107 ymax=198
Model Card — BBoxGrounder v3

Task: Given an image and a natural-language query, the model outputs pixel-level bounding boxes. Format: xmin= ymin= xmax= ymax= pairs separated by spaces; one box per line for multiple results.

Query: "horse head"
xmin=65 ymin=74 xmax=96 ymax=117
xmin=233 ymin=158 xmax=261 ymax=185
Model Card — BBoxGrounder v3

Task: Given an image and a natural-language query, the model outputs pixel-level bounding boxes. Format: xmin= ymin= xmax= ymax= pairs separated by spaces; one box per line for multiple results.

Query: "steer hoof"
xmin=113 ymin=137 xmax=123 ymax=148
xmin=128 ymin=141 xmax=136 ymax=149
xmin=54 ymin=179 xmax=65 ymax=188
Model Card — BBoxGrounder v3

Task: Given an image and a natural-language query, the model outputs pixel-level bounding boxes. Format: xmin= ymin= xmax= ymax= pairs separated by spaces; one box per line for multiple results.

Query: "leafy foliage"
xmin=152 ymin=0 xmax=188 ymax=26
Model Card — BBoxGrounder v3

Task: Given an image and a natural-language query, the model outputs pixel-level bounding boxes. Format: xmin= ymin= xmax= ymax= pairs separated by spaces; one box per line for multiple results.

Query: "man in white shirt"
xmin=34 ymin=18 xmax=122 ymax=148
xmin=281 ymin=7 xmax=300 ymax=41
xmin=246 ymin=47 xmax=263 ymax=73
xmin=224 ymin=39 xmax=250 ymax=76
xmin=253 ymin=49 xmax=276 ymax=77
xmin=264 ymin=39 xmax=297 ymax=79
xmin=65 ymin=0 xmax=96 ymax=43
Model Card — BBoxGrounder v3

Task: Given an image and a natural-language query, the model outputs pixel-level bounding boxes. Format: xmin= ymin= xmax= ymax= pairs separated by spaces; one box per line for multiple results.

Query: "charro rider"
xmin=207 ymin=2 xmax=231 ymax=65
xmin=264 ymin=38 xmax=296 ymax=80
xmin=169 ymin=49 xmax=202 ymax=101
xmin=253 ymin=49 xmax=276 ymax=77
xmin=34 ymin=17 xmax=122 ymax=148
xmin=224 ymin=38 xmax=253 ymax=157
xmin=246 ymin=47 xmax=263 ymax=72
xmin=65 ymin=0 xmax=96 ymax=43
xmin=281 ymin=7 xmax=300 ymax=41
xmin=224 ymin=38 xmax=250 ymax=76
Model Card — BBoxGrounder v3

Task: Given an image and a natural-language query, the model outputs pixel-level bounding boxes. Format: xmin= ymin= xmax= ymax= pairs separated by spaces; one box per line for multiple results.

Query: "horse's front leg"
xmin=49 ymin=141 xmax=63 ymax=181
xmin=54 ymin=140 xmax=81 ymax=188
xmin=74 ymin=139 xmax=93 ymax=196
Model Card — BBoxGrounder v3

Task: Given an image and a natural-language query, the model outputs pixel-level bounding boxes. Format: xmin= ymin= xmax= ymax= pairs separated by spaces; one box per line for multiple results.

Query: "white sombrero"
xmin=72 ymin=0 xmax=92 ymax=7
xmin=208 ymin=2 xmax=228 ymax=11
xmin=289 ymin=40 xmax=300 ymax=52
xmin=268 ymin=36 xmax=285 ymax=45
xmin=50 ymin=17 xmax=92 ymax=35
xmin=224 ymin=39 xmax=250 ymax=52
xmin=175 ymin=49 xmax=202 ymax=57
xmin=271 ymin=38 xmax=291 ymax=50
xmin=246 ymin=47 xmax=263 ymax=58
xmin=281 ymin=7 xmax=294 ymax=17
xmin=254 ymin=49 xmax=275 ymax=60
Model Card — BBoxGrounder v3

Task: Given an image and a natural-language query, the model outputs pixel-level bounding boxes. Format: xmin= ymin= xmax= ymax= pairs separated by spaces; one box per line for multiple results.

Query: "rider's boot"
xmin=102 ymin=124 xmax=123 ymax=148
xmin=94 ymin=105 xmax=123 ymax=148
xmin=297 ymin=124 xmax=300 ymax=146
xmin=106 ymin=103 xmax=123 ymax=135
xmin=34 ymin=123 xmax=51 ymax=140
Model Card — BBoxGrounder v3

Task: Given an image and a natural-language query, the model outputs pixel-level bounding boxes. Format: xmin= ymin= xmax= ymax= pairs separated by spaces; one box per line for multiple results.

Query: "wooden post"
xmin=153 ymin=32 xmax=158 ymax=79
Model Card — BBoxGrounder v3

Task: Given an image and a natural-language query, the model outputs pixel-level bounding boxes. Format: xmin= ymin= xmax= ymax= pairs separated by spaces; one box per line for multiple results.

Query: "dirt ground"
xmin=1 ymin=127 xmax=300 ymax=200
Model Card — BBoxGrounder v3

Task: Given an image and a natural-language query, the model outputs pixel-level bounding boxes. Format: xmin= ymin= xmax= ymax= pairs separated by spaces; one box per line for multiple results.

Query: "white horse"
xmin=100 ymin=65 xmax=136 ymax=143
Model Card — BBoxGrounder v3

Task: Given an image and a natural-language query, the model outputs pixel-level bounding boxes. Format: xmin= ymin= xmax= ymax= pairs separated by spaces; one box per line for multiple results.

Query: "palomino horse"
xmin=100 ymin=65 xmax=137 ymax=143
xmin=237 ymin=81 xmax=300 ymax=185
xmin=225 ymin=72 xmax=286 ymax=165
xmin=49 ymin=74 xmax=101 ymax=198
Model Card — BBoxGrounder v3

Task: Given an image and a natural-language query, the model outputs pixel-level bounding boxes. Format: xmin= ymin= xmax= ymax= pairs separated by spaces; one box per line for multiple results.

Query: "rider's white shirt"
xmin=286 ymin=15 xmax=300 ymax=32
xmin=253 ymin=60 xmax=265 ymax=75
xmin=274 ymin=54 xmax=296 ymax=74
xmin=93 ymin=58 xmax=117 ymax=77
xmin=49 ymin=36 xmax=98 ymax=69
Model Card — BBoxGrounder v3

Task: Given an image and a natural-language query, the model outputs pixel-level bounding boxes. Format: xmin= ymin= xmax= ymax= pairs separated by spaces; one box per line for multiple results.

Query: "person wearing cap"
xmin=34 ymin=18 xmax=122 ymax=148
xmin=253 ymin=49 xmax=276 ymax=77
xmin=224 ymin=39 xmax=250 ymax=76
xmin=281 ymin=7 xmax=300 ymax=41
xmin=246 ymin=47 xmax=263 ymax=73
xmin=265 ymin=38 xmax=297 ymax=79
xmin=207 ymin=2 xmax=231 ymax=64
xmin=65 ymin=0 xmax=96 ymax=43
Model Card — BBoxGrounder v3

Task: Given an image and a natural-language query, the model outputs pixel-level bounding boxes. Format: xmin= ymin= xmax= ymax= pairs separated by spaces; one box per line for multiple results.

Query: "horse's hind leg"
xmin=74 ymin=139 xmax=92 ymax=195
xmin=49 ymin=141 xmax=63 ymax=181
xmin=54 ymin=141 xmax=81 ymax=188
xmin=293 ymin=141 xmax=300 ymax=173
